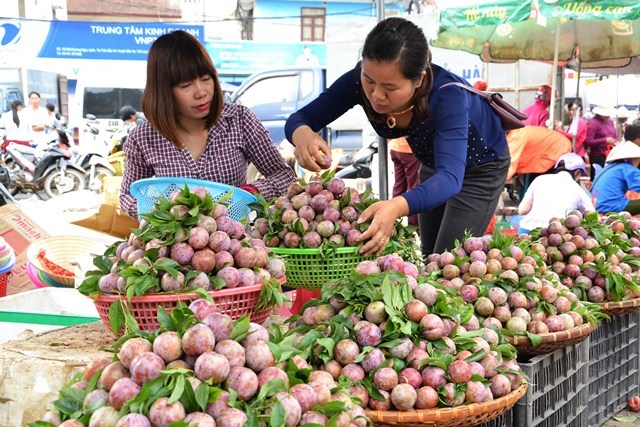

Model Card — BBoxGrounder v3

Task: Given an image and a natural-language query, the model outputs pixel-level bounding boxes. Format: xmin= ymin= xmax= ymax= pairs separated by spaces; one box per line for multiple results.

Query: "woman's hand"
xmin=356 ymin=197 xmax=410 ymax=256
xmin=292 ymin=126 xmax=332 ymax=172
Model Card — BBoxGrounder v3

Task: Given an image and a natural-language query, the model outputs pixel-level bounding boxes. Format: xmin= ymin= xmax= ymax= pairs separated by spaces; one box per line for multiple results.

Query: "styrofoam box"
xmin=0 ymin=288 xmax=99 ymax=344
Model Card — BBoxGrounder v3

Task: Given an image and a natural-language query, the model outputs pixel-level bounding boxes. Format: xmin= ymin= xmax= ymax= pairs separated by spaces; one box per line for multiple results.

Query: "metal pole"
xmin=377 ymin=0 xmax=389 ymax=200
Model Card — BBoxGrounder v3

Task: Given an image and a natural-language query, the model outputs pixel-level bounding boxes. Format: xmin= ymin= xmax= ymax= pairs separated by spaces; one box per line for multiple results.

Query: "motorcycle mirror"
xmin=85 ymin=114 xmax=97 ymax=121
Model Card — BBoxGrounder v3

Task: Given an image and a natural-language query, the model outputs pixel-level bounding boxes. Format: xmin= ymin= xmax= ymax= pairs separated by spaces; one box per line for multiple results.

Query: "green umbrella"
xmin=434 ymin=0 xmax=640 ymax=66
xmin=432 ymin=0 xmax=640 ymax=124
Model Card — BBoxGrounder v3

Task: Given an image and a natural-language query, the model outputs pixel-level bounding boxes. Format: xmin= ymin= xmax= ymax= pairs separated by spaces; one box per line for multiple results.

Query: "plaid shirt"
xmin=120 ymin=103 xmax=295 ymax=218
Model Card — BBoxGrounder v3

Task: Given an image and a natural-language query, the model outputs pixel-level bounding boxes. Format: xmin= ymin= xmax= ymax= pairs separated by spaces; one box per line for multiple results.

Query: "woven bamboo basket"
xmin=365 ymin=382 xmax=527 ymax=427
xmin=505 ymin=322 xmax=595 ymax=357
xmin=597 ymin=298 xmax=640 ymax=316
xmin=27 ymin=236 xmax=109 ymax=287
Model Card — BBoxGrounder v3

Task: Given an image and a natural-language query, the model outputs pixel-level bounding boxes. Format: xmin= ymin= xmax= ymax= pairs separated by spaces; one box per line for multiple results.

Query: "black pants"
xmin=590 ymin=155 xmax=606 ymax=181
xmin=418 ymin=148 xmax=510 ymax=255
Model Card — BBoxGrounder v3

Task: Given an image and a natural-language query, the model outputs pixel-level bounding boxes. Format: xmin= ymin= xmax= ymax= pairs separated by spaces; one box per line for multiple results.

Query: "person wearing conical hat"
xmin=584 ymin=104 xmax=618 ymax=181
xmin=616 ymin=106 xmax=633 ymax=141
xmin=590 ymin=140 xmax=640 ymax=215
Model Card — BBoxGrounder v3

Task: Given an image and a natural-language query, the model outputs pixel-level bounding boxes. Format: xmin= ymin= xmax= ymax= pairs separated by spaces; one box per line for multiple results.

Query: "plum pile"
xmin=33 ymin=301 xmax=366 ymax=427
xmin=525 ymin=211 xmax=640 ymax=303
xmin=79 ymin=185 xmax=286 ymax=297
xmin=420 ymin=233 xmax=603 ymax=340
xmin=277 ymin=255 xmax=527 ymax=412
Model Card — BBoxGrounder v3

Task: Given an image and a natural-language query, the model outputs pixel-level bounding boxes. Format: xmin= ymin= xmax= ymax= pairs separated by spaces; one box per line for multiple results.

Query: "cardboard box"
xmin=0 ymin=204 xmax=50 ymax=296
xmin=72 ymin=204 xmax=139 ymax=240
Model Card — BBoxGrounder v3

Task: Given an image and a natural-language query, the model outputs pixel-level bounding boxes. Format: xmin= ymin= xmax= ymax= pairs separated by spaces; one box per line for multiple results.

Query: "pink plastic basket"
xmin=94 ymin=284 xmax=274 ymax=333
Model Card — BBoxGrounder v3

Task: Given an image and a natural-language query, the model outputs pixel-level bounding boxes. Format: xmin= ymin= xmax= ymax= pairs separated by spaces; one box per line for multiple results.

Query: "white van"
xmin=70 ymin=63 xmax=146 ymax=143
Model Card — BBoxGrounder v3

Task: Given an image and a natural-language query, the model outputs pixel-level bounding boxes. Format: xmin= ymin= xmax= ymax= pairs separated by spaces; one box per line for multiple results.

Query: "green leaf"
xmin=613 ymin=415 xmax=638 ymax=423
xmin=168 ymin=374 xmax=185 ymax=404
xmin=525 ymin=331 xmax=542 ymax=347
xmin=269 ymin=400 xmax=287 ymax=427
xmin=108 ymin=300 xmax=125 ymax=336
xmin=230 ymin=315 xmax=251 ymax=342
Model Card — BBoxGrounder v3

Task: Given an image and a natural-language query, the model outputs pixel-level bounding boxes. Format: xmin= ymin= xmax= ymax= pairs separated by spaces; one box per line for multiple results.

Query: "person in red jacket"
xmin=523 ymin=85 xmax=552 ymax=127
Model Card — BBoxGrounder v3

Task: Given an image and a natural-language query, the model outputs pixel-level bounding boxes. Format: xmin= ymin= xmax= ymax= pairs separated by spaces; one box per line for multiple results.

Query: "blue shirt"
xmin=591 ymin=161 xmax=640 ymax=213
xmin=284 ymin=63 xmax=507 ymax=214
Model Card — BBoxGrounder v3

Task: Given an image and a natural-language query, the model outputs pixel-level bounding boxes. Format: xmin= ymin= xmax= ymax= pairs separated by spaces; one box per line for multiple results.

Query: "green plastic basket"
xmin=271 ymin=246 xmax=376 ymax=290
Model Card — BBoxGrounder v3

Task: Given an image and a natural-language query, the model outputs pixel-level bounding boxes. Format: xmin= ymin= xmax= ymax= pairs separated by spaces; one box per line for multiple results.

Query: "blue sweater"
xmin=284 ymin=63 xmax=507 ymax=215
xmin=591 ymin=161 xmax=640 ymax=213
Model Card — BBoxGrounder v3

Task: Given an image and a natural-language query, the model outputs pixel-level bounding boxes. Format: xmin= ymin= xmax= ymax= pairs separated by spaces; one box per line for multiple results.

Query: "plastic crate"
xmin=514 ymin=339 xmax=589 ymax=427
xmin=587 ymin=311 xmax=640 ymax=427
xmin=130 ymin=177 xmax=257 ymax=221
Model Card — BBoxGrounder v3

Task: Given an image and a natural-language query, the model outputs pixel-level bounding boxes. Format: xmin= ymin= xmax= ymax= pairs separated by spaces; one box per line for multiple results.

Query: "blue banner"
xmin=206 ymin=41 xmax=327 ymax=75
xmin=38 ymin=21 xmax=204 ymax=60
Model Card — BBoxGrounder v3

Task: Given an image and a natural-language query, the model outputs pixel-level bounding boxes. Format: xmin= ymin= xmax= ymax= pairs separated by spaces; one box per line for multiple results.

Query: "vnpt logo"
xmin=0 ymin=23 xmax=21 ymax=46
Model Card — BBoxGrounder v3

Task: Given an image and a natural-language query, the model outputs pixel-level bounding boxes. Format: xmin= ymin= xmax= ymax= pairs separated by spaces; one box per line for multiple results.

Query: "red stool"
xmin=290 ymin=289 xmax=321 ymax=315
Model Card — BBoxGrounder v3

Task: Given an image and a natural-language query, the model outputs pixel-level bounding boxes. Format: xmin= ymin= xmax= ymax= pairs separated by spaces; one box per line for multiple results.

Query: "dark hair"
xmin=120 ymin=105 xmax=137 ymax=121
xmin=624 ymin=120 xmax=640 ymax=143
xmin=360 ymin=17 xmax=433 ymax=123
xmin=28 ymin=91 xmax=41 ymax=99
xmin=45 ymin=103 xmax=55 ymax=113
xmin=9 ymin=99 xmax=22 ymax=127
xmin=555 ymin=160 xmax=582 ymax=180
xmin=142 ymin=30 xmax=223 ymax=146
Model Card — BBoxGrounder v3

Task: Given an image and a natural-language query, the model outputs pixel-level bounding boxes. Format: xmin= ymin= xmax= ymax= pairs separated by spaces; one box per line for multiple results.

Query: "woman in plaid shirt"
xmin=120 ymin=30 xmax=295 ymax=218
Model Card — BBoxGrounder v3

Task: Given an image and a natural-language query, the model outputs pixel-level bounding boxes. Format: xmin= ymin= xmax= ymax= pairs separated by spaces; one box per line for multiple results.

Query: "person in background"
xmin=591 ymin=140 xmax=640 ymax=215
xmin=518 ymin=153 xmax=594 ymax=234
xmin=45 ymin=102 xmax=62 ymax=133
xmin=119 ymin=105 xmax=138 ymax=125
xmin=584 ymin=104 xmax=618 ymax=181
xmin=505 ymin=126 xmax=571 ymax=195
xmin=615 ymin=106 xmax=633 ymax=141
xmin=556 ymin=101 xmax=588 ymax=158
xmin=0 ymin=100 xmax=30 ymax=151
xmin=285 ymin=17 xmax=509 ymax=256
xmin=624 ymin=120 xmax=640 ymax=146
xmin=523 ymin=85 xmax=552 ymax=127
xmin=389 ymin=136 xmax=419 ymax=228
xmin=22 ymin=91 xmax=49 ymax=147
xmin=119 ymin=30 xmax=295 ymax=219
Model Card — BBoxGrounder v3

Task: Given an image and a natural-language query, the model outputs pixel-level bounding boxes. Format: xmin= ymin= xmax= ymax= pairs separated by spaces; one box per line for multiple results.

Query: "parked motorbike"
xmin=4 ymin=130 xmax=86 ymax=199
xmin=335 ymin=140 xmax=377 ymax=179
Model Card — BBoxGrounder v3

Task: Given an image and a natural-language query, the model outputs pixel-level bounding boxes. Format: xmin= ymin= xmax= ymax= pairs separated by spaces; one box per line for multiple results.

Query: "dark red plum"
xmin=241 ymin=322 xmax=269 ymax=347
xmin=217 ymin=266 xmax=240 ymax=288
xmin=258 ymin=366 xmax=290 ymax=389
xmin=225 ymin=366 xmax=259 ymax=401
xmin=388 ymin=337 xmax=414 ymax=360
xmin=416 ymin=386 xmax=439 ymax=409
xmin=195 ymin=351 xmax=230 ymax=383
xmin=109 ymin=377 xmax=141 ymax=410
xmin=130 ymin=351 xmax=165 ymax=385
xmin=183 ymin=412 xmax=215 ymax=427
xmin=205 ymin=390 xmax=230 ymax=420
xmin=182 ymin=323 xmax=216 ymax=356
xmin=214 ymin=339 xmax=246 ymax=368
xmin=98 ymin=361 xmax=129 ymax=391
xmin=216 ymin=407 xmax=247 ymax=427
xmin=361 ymin=348 xmax=385 ymax=373
xmin=374 ymin=367 xmax=399 ymax=391
xmin=356 ymin=322 xmax=382 ymax=347
xmin=89 ymin=406 xmax=121 ymax=426
xmin=83 ymin=388 xmax=109 ymax=409
xmin=368 ymin=389 xmax=391 ymax=410
xmin=334 ymin=339 xmax=360 ymax=365
xmin=203 ymin=312 xmax=234 ymax=342
xmin=391 ymin=383 xmax=417 ymax=411
xmin=245 ymin=341 xmax=276 ymax=373
xmin=115 ymin=413 xmax=151 ymax=427
xmin=421 ymin=366 xmax=447 ymax=388
xmin=300 ymin=411 xmax=328 ymax=426
xmin=153 ymin=331 xmax=183 ymax=363
xmin=406 ymin=348 xmax=430 ymax=370
xmin=341 ymin=363 xmax=365 ymax=382
xmin=83 ymin=357 xmax=111 ymax=382
xmin=191 ymin=248 xmax=216 ymax=273
xmin=290 ymin=383 xmax=319 ymax=413
xmin=148 ymin=397 xmax=186 ymax=426
xmin=398 ymin=367 xmax=422 ymax=389
xmin=420 ymin=313 xmax=445 ymax=341
xmin=188 ymin=299 xmax=218 ymax=321
xmin=322 ymin=359 xmax=343 ymax=379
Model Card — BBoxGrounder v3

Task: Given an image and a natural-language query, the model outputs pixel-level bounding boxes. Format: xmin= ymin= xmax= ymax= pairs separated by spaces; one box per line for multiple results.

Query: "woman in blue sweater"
xmin=591 ymin=140 xmax=640 ymax=215
xmin=284 ymin=17 xmax=509 ymax=256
